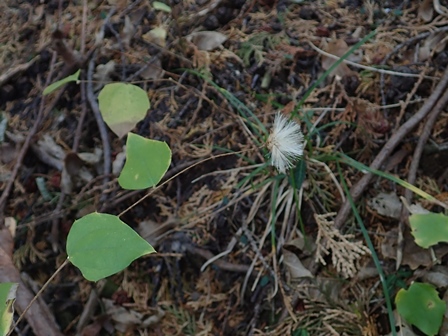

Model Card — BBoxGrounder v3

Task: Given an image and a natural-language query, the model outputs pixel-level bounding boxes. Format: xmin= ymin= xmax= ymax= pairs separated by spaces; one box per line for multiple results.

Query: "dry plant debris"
xmin=1 ymin=0 xmax=448 ymax=335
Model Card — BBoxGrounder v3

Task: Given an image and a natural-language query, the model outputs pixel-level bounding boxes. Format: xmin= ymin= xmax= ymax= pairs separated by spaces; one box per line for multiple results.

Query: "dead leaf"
xmin=381 ymin=228 xmax=448 ymax=269
xmin=142 ymin=27 xmax=167 ymax=47
xmin=138 ymin=218 xmax=178 ymax=247
xmin=321 ymin=39 xmax=356 ymax=78
xmin=416 ymin=265 xmax=448 ymax=288
xmin=0 ymin=143 xmax=17 ymax=164
xmin=141 ymin=308 xmax=165 ymax=327
xmin=419 ymin=0 xmax=434 ymax=22
xmin=140 ymin=57 xmax=165 ymax=80
xmin=103 ymin=299 xmax=142 ymax=333
xmin=418 ymin=31 xmax=447 ymax=61
xmin=385 ymin=311 xmax=417 ymax=336
xmin=282 ymin=248 xmax=313 ymax=279
xmin=121 ymin=16 xmax=135 ymax=48
xmin=93 ymin=61 xmax=116 ymax=89
xmin=368 ymin=192 xmax=401 ymax=219
xmin=186 ymin=31 xmax=228 ymax=51
xmin=5 ymin=217 xmax=16 ymax=238
xmin=64 ymin=152 xmax=84 ymax=176
xmin=112 ymin=147 xmax=126 ymax=175
xmin=78 ymin=148 xmax=103 ymax=164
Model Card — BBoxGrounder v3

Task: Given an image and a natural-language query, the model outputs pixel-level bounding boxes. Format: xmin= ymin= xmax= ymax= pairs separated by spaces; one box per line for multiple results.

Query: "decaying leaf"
xmin=140 ymin=57 xmax=165 ymax=80
xmin=112 ymin=147 xmax=126 ymax=175
xmin=385 ymin=311 xmax=417 ymax=336
xmin=418 ymin=31 xmax=448 ymax=61
xmin=381 ymin=228 xmax=448 ymax=269
xmin=103 ymin=298 xmax=142 ymax=333
xmin=142 ymin=27 xmax=167 ymax=47
xmin=368 ymin=192 xmax=401 ymax=219
xmin=282 ymin=248 xmax=313 ymax=279
xmin=4 ymin=217 xmax=16 ymax=238
xmin=419 ymin=0 xmax=434 ymax=22
xmin=321 ymin=39 xmax=356 ymax=78
xmin=121 ymin=16 xmax=135 ymax=48
xmin=138 ymin=217 xmax=178 ymax=248
xmin=186 ymin=31 xmax=228 ymax=51
xmin=153 ymin=1 xmax=171 ymax=13
xmin=93 ymin=60 xmax=116 ymax=90
xmin=0 ymin=143 xmax=17 ymax=164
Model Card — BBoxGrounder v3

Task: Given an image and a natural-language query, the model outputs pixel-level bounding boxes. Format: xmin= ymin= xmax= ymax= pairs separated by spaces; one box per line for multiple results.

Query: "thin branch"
xmin=334 ymin=66 xmax=448 ymax=229
xmin=86 ymin=51 xmax=112 ymax=202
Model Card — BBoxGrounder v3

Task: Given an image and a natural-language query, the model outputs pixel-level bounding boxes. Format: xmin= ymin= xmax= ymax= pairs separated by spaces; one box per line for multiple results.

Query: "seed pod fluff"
xmin=267 ymin=112 xmax=304 ymax=173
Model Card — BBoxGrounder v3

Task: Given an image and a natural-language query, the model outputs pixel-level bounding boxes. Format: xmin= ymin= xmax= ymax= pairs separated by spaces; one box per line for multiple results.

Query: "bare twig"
xmin=86 ymin=51 xmax=112 ymax=202
xmin=380 ymin=25 xmax=448 ymax=105
xmin=334 ymin=65 xmax=448 ymax=230
xmin=395 ymin=81 xmax=448 ymax=268
xmin=0 ymin=52 xmax=58 ymax=228
xmin=0 ymin=56 xmax=40 ymax=87
xmin=309 ymin=42 xmax=437 ymax=79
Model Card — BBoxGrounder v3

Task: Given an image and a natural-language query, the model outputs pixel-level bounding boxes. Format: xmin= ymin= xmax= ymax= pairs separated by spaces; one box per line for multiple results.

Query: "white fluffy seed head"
xmin=267 ymin=112 xmax=304 ymax=173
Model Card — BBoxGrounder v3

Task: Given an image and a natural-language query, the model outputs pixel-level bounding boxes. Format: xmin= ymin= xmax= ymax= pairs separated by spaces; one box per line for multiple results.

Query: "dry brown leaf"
xmin=282 ymin=248 xmax=313 ymax=279
xmin=186 ymin=31 xmax=228 ymax=51
xmin=140 ymin=57 xmax=165 ymax=80
xmin=112 ymin=147 xmax=126 ymax=175
xmin=103 ymin=299 xmax=142 ymax=333
xmin=368 ymin=192 xmax=401 ymax=219
xmin=142 ymin=27 xmax=167 ymax=47
xmin=93 ymin=60 xmax=116 ymax=89
xmin=321 ymin=39 xmax=355 ymax=78
xmin=0 ymin=143 xmax=17 ymax=164
xmin=385 ymin=311 xmax=417 ymax=336
xmin=419 ymin=0 xmax=434 ymax=22
xmin=419 ymin=31 xmax=447 ymax=61
xmin=381 ymin=228 xmax=448 ymax=269
xmin=138 ymin=217 xmax=178 ymax=247
xmin=121 ymin=16 xmax=135 ymax=48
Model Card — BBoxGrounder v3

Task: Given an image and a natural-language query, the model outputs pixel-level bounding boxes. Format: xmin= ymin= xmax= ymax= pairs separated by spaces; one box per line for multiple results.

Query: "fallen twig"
xmin=380 ymin=25 xmax=448 ymax=105
xmin=86 ymin=51 xmax=112 ymax=203
xmin=0 ymin=52 xmax=59 ymax=227
xmin=334 ymin=65 xmax=448 ymax=230
xmin=395 ymin=81 xmax=448 ymax=268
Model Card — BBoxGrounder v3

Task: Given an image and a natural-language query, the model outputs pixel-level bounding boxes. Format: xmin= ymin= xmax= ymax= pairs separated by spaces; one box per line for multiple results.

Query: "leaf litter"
xmin=1 ymin=0 xmax=448 ymax=335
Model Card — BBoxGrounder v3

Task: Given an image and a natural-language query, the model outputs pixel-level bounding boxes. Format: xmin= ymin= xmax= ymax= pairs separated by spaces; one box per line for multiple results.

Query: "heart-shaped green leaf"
xmin=43 ymin=69 xmax=80 ymax=95
xmin=67 ymin=212 xmax=155 ymax=281
xmin=98 ymin=83 xmax=150 ymax=138
xmin=396 ymin=282 xmax=446 ymax=336
xmin=409 ymin=213 xmax=448 ymax=248
xmin=118 ymin=132 xmax=171 ymax=190
xmin=0 ymin=282 xmax=18 ymax=335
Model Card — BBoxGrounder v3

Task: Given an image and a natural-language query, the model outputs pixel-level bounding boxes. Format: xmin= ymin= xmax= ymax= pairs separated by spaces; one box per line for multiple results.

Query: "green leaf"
xmin=118 ymin=132 xmax=171 ymax=190
xmin=153 ymin=1 xmax=171 ymax=12
xmin=290 ymin=159 xmax=306 ymax=189
xmin=409 ymin=213 xmax=448 ymax=248
xmin=396 ymin=282 xmax=446 ymax=336
xmin=0 ymin=282 xmax=18 ymax=336
xmin=43 ymin=70 xmax=81 ymax=95
xmin=98 ymin=83 xmax=150 ymax=138
xmin=66 ymin=212 xmax=155 ymax=281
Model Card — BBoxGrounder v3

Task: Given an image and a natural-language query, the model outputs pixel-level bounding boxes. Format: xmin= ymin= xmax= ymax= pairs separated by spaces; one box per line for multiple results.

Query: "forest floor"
xmin=1 ymin=0 xmax=448 ymax=335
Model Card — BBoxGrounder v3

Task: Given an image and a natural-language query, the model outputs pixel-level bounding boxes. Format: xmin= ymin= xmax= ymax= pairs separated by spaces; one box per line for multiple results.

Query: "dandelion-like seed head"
xmin=267 ymin=112 xmax=304 ymax=173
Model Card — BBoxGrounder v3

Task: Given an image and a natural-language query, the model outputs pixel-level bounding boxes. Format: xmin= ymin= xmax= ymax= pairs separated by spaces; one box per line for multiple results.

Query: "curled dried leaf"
xmin=186 ymin=31 xmax=228 ymax=51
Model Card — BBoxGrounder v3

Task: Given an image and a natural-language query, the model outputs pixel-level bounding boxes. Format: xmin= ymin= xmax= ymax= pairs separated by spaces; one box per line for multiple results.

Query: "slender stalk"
xmin=337 ymin=163 xmax=396 ymax=336
xmin=8 ymin=259 xmax=69 ymax=336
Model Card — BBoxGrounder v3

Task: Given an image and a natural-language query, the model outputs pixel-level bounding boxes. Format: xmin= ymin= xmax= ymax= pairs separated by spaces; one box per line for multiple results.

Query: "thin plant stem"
xmin=337 ymin=163 xmax=396 ymax=336
xmin=118 ymin=150 xmax=246 ymax=218
xmin=294 ymin=30 xmax=377 ymax=113
xmin=7 ymin=259 xmax=70 ymax=336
